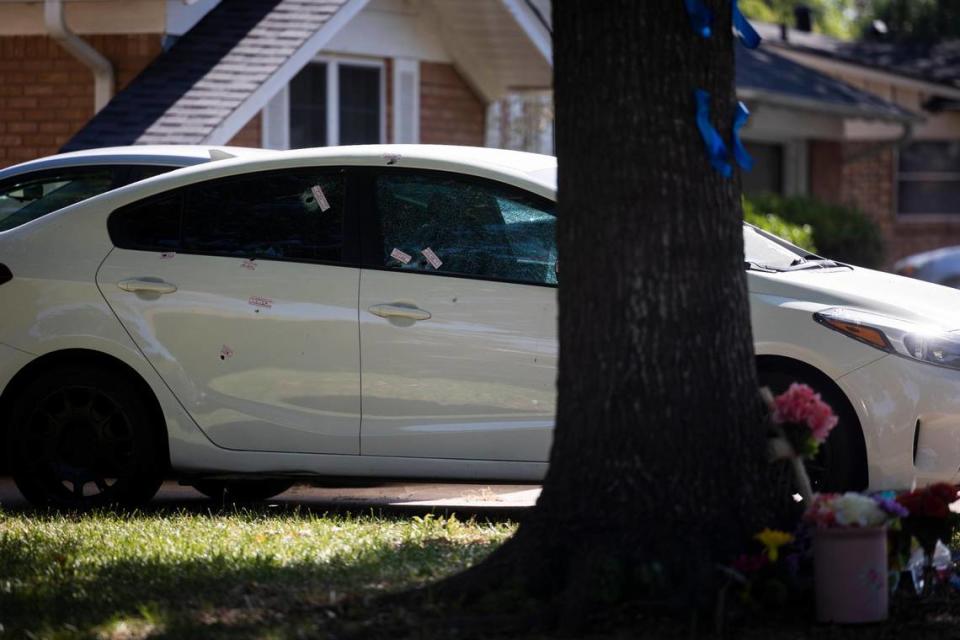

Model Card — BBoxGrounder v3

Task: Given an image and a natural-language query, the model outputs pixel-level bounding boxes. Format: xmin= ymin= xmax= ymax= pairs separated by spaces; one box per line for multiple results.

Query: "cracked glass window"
xmin=180 ymin=170 xmax=345 ymax=262
xmin=375 ymin=173 xmax=556 ymax=285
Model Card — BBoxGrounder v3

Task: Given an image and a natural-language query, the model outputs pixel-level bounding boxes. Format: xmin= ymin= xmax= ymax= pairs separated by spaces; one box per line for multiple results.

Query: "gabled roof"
xmin=754 ymin=22 xmax=960 ymax=94
xmin=62 ymin=0 xmax=367 ymax=151
xmin=736 ymin=47 xmax=919 ymax=123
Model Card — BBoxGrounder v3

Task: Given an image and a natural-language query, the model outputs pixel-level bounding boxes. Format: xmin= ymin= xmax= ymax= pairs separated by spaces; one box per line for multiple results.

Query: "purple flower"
xmin=875 ymin=495 xmax=909 ymax=518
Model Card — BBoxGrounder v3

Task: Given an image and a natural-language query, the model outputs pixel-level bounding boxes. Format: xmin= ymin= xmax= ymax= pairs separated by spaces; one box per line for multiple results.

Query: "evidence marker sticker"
xmin=311 ymin=185 xmax=331 ymax=212
xmin=390 ymin=248 xmax=412 ymax=264
xmin=421 ymin=247 xmax=443 ymax=270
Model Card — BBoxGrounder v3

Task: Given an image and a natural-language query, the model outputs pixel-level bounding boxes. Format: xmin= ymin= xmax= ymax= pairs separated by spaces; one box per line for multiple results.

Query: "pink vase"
xmin=814 ymin=527 xmax=888 ymax=623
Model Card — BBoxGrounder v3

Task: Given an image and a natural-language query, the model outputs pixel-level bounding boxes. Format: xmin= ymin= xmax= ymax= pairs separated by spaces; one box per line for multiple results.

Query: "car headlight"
xmin=814 ymin=307 xmax=960 ymax=370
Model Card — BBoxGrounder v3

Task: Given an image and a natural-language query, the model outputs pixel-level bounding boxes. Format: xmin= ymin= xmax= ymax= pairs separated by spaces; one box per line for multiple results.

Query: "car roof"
xmin=117 ymin=144 xmax=559 ymax=200
xmin=0 ymin=145 xmax=274 ymax=182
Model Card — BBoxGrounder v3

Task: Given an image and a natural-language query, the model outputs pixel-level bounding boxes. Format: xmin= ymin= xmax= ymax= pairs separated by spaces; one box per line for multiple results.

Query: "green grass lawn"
xmin=0 ymin=508 xmax=516 ymax=639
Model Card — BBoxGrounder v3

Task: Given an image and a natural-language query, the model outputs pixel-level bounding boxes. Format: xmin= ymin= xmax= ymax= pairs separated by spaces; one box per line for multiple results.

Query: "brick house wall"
xmin=0 ymin=34 xmax=162 ymax=168
xmin=420 ymin=62 xmax=484 ymax=146
xmin=0 ymin=42 xmax=485 ymax=166
xmin=226 ymin=112 xmax=262 ymax=147
xmin=811 ymin=141 xmax=960 ymax=265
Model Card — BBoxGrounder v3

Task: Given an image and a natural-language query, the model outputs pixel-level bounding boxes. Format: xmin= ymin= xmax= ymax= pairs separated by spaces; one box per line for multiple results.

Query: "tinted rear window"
xmin=0 ymin=164 xmax=179 ymax=232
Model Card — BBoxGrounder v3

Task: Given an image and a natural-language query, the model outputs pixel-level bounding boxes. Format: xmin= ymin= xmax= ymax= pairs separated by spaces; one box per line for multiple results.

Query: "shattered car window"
xmin=375 ymin=172 xmax=556 ymax=285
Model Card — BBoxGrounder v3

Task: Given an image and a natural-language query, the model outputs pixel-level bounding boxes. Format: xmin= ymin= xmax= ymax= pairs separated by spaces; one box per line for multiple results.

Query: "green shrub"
xmin=744 ymin=194 xmax=885 ymax=268
xmin=743 ymin=201 xmax=817 ymax=253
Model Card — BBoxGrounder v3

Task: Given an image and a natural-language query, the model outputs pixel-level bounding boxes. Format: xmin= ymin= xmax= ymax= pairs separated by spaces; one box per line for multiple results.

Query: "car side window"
xmin=374 ymin=172 xmax=557 ymax=285
xmin=109 ymin=193 xmax=182 ymax=252
xmin=0 ymin=168 xmax=117 ymax=232
xmin=181 ymin=170 xmax=345 ymax=262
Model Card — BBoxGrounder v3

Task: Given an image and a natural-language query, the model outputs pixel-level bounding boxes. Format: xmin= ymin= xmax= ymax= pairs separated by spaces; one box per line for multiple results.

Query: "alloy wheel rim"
xmin=21 ymin=385 xmax=135 ymax=501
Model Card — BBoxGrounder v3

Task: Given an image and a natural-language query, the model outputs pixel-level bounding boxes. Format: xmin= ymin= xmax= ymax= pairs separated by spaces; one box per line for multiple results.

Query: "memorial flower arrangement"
xmin=765 ymin=383 xmax=838 ymax=502
xmin=802 ymin=492 xmax=906 ymax=530
xmin=895 ymin=483 xmax=960 ymax=555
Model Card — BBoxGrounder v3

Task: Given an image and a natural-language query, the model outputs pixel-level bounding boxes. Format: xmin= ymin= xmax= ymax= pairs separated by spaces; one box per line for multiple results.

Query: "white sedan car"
xmin=0 ymin=144 xmax=958 ymax=507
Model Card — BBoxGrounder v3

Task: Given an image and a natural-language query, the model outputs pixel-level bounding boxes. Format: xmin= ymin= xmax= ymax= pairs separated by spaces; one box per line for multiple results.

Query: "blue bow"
xmin=733 ymin=0 xmax=762 ymax=49
xmin=732 ymin=101 xmax=753 ymax=171
xmin=695 ymin=90 xmax=732 ymax=178
xmin=684 ymin=0 xmax=713 ymax=38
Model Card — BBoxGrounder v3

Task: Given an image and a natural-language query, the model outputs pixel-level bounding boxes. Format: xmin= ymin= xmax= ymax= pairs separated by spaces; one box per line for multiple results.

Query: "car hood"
xmin=749 ymin=266 xmax=960 ymax=330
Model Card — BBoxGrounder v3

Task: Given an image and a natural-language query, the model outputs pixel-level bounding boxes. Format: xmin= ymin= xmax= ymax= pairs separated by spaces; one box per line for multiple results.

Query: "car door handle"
xmin=118 ymin=279 xmax=178 ymax=294
xmin=368 ymin=303 xmax=431 ymax=321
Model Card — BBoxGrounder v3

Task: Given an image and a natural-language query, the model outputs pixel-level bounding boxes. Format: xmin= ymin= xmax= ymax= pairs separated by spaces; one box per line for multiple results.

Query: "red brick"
xmin=8 ymin=122 xmax=37 ymax=134
xmin=420 ymin=62 xmax=484 ymax=146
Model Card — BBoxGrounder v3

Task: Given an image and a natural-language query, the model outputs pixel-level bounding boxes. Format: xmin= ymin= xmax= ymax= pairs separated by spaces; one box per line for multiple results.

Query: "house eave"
xmin=766 ymin=44 xmax=960 ymax=102
xmin=736 ymin=87 xmax=922 ymax=126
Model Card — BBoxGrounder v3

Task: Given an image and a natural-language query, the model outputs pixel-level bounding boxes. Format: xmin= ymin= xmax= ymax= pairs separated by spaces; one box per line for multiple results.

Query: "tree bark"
xmin=422 ymin=0 xmax=778 ymax=627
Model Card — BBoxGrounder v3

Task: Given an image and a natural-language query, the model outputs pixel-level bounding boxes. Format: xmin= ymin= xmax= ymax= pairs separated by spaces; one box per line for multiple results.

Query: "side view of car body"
xmin=2 ymin=144 xmax=960 ymax=507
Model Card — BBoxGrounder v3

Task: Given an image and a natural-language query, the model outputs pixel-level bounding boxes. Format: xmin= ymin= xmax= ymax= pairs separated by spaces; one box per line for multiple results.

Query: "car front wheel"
xmin=759 ymin=366 xmax=868 ymax=492
xmin=7 ymin=364 xmax=164 ymax=509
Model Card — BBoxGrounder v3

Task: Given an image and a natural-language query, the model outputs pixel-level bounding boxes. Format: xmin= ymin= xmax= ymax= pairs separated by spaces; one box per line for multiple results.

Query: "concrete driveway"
xmin=0 ymin=478 xmax=541 ymax=517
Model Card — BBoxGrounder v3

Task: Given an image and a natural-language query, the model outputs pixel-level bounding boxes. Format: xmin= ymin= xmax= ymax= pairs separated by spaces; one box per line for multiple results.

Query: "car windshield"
xmin=743 ymin=223 xmax=824 ymax=270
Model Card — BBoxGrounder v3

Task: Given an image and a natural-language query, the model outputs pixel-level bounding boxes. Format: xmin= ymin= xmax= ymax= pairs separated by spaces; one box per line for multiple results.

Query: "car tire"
xmin=758 ymin=367 xmax=868 ymax=492
xmin=7 ymin=364 xmax=165 ymax=509
xmin=191 ymin=479 xmax=294 ymax=502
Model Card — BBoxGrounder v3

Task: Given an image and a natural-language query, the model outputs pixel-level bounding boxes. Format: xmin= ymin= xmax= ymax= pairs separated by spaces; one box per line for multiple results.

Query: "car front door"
xmin=98 ymin=168 xmax=362 ymax=454
xmin=358 ymin=169 xmax=557 ymax=461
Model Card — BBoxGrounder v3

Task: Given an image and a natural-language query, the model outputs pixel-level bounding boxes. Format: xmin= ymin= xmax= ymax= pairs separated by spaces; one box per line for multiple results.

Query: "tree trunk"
xmin=424 ymin=0 xmax=777 ymax=627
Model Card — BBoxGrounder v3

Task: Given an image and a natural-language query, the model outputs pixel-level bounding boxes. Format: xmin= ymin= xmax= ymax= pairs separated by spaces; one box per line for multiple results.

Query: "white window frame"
xmin=263 ymin=54 xmax=387 ymax=150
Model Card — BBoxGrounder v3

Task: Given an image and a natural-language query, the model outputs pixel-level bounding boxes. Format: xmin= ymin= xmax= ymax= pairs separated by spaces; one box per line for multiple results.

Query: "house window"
xmin=742 ymin=142 xmax=784 ymax=196
xmin=287 ymin=59 xmax=385 ymax=148
xmin=898 ymin=141 xmax=960 ymax=216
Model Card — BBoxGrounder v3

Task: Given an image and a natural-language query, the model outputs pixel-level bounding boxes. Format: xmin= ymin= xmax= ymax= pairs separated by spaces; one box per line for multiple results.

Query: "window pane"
xmin=0 ymin=168 xmax=115 ymax=231
xmin=182 ymin=170 xmax=344 ymax=262
xmin=900 ymin=141 xmax=960 ymax=174
xmin=898 ymin=180 xmax=960 ymax=215
xmin=108 ymin=194 xmax=182 ymax=252
xmin=742 ymin=142 xmax=783 ymax=196
xmin=339 ymin=65 xmax=381 ymax=145
xmin=375 ymin=173 xmax=556 ymax=285
xmin=289 ymin=62 xmax=327 ymax=148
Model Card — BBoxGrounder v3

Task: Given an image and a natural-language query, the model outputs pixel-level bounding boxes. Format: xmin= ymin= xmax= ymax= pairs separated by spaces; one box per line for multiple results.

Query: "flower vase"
xmin=814 ymin=527 xmax=888 ymax=623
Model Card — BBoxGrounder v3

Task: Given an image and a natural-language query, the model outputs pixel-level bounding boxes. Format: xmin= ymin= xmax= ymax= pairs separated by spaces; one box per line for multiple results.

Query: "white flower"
xmin=833 ymin=492 xmax=887 ymax=528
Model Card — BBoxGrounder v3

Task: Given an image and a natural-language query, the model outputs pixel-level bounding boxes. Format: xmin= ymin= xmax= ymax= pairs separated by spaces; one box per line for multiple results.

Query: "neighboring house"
xmin=743 ymin=21 xmax=960 ymax=264
xmin=0 ymin=0 xmax=550 ymax=161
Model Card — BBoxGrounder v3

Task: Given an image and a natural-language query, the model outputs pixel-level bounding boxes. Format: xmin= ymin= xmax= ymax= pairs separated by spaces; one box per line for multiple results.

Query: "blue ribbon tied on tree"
xmin=694 ymin=90 xmax=732 ymax=178
xmin=733 ymin=0 xmax=761 ymax=48
xmin=732 ymin=101 xmax=753 ymax=170
xmin=685 ymin=0 xmax=761 ymax=48
xmin=684 ymin=0 xmax=713 ymax=38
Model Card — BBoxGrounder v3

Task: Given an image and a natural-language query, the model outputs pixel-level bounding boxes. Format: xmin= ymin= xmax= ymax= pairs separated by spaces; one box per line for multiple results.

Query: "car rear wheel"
xmin=7 ymin=364 xmax=164 ymax=509
xmin=759 ymin=367 xmax=868 ymax=492
xmin=191 ymin=479 xmax=294 ymax=502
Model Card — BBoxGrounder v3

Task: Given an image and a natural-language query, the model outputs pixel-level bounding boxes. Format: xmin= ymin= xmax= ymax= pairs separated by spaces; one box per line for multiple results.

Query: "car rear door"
xmin=357 ymin=169 xmax=557 ymax=461
xmin=97 ymin=167 xmax=362 ymax=454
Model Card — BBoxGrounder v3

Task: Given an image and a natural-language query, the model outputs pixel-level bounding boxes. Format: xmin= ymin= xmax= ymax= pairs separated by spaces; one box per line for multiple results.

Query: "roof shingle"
xmin=62 ymin=0 xmax=349 ymax=151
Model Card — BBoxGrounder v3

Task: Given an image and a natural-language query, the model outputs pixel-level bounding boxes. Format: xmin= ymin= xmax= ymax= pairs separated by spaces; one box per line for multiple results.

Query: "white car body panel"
xmin=4 ymin=144 xmax=960 ymax=491
xmin=97 ymin=251 xmax=363 ymax=455
xmin=359 ymin=270 xmax=556 ymax=461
